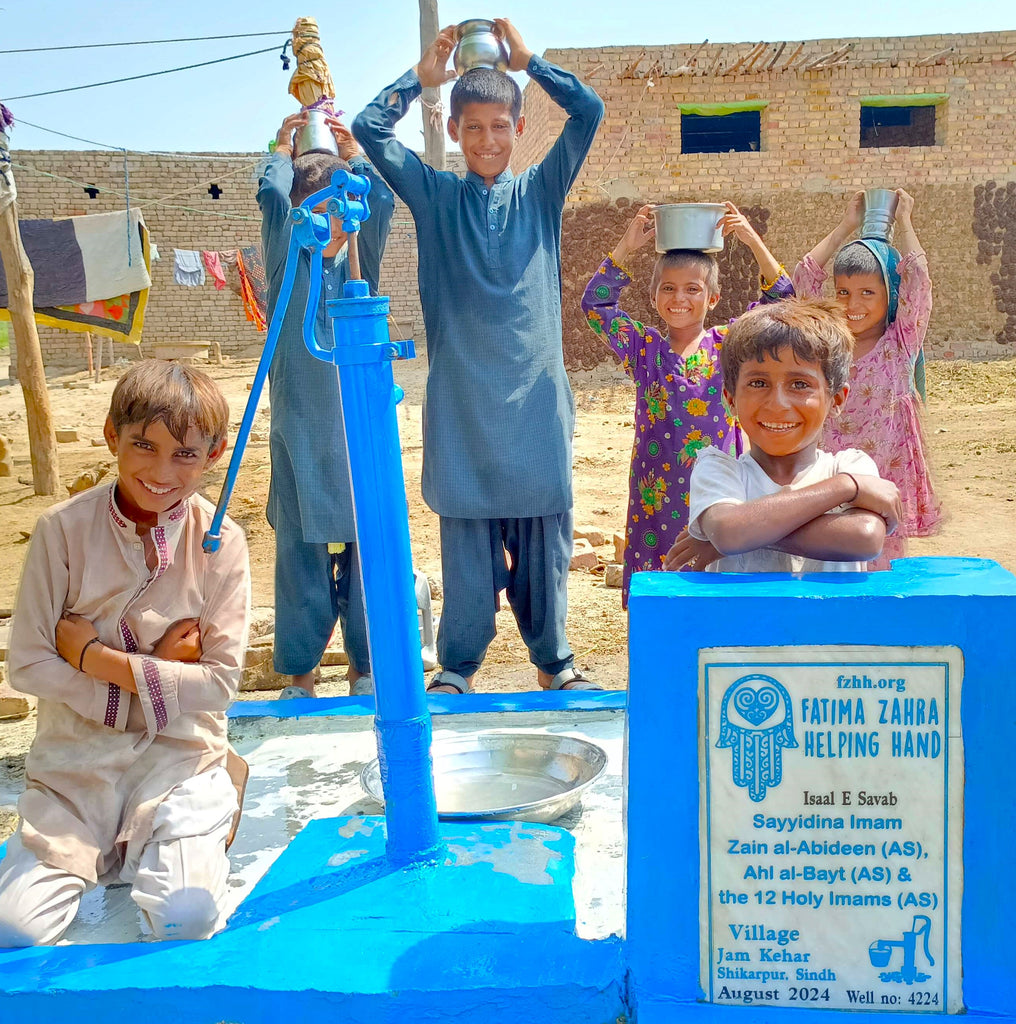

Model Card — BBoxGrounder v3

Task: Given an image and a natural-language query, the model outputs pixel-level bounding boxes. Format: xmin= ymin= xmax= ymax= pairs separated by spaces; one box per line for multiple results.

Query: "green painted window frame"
xmin=859 ymin=94 xmax=949 ymax=108
xmin=679 ymin=100 xmax=769 ymax=117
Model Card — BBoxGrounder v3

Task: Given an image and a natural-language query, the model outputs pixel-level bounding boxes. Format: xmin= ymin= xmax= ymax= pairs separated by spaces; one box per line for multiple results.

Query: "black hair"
xmin=449 ymin=68 xmax=523 ymax=123
xmin=720 ymin=297 xmax=855 ymax=393
xmin=833 ymin=241 xmax=882 ymax=278
xmin=290 ymin=153 xmax=352 ymax=207
xmin=649 ymin=249 xmax=720 ymax=301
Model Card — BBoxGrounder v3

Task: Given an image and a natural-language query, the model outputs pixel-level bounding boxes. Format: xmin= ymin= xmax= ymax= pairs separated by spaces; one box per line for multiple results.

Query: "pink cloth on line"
xmin=792 ymin=251 xmax=942 ymax=561
xmin=202 ymin=250 xmax=227 ymax=291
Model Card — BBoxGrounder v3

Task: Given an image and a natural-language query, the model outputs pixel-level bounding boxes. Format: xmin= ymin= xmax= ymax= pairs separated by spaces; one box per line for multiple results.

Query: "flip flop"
xmin=547 ymin=667 xmax=603 ymax=692
xmin=349 ymin=674 xmax=374 ymax=697
xmin=279 ymin=685 xmax=314 ymax=700
xmin=426 ymin=670 xmax=473 ymax=695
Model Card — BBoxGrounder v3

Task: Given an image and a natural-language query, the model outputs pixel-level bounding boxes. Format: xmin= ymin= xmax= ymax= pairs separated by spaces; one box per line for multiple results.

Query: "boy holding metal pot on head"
xmin=259 ymin=113 xmax=394 ymax=698
xmin=353 ymin=19 xmax=604 ymax=694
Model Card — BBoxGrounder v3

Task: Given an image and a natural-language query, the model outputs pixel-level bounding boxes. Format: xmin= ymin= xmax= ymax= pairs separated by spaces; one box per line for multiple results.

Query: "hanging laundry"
xmin=1 ymin=214 xmax=153 ymax=345
xmin=237 ymin=245 xmax=268 ymax=331
xmin=202 ymin=250 xmax=227 ymax=291
xmin=236 ymin=246 xmax=268 ymax=329
xmin=0 ymin=209 xmax=151 ymax=308
xmin=173 ymin=248 xmax=205 ymax=287
xmin=150 ymin=241 xmax=161 ymax=261
xmin=219 ymin=250 xmax=242 ymax=297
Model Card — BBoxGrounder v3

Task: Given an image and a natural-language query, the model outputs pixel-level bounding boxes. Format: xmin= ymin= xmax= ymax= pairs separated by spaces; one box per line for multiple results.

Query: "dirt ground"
xmin=1 ymin=350 xmax=1015 ymax=840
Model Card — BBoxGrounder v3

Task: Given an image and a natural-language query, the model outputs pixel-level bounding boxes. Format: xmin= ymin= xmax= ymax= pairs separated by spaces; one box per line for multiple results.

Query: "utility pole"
xmin=0 ymin=115 xmax=60 ymax=495
xmin=419 ymin=0 xmax=446 ymax=170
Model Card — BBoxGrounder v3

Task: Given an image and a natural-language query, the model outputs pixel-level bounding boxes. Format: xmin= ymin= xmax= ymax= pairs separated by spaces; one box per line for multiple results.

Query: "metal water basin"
xmin=360 ymin=731 xmax=607 ymax=823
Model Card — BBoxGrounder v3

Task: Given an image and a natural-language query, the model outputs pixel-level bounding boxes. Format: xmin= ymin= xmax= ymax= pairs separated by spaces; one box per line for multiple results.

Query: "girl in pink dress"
xmin=793 ymin=189 xmax=941 ymax=567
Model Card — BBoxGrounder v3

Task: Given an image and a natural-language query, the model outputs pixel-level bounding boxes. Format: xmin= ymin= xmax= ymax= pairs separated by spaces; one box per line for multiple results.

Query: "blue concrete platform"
xmin=0 ymin=815 xmax=625 ymax=1022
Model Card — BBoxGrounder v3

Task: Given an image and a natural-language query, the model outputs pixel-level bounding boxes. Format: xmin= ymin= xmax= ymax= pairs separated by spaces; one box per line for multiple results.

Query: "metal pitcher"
xmin=861 ymin=188 xmax=899 ymax=241
xmin=454 ymin=19 xmax=509 ymax=75
xmin=293 ymin=108 xmax=338 ymax=158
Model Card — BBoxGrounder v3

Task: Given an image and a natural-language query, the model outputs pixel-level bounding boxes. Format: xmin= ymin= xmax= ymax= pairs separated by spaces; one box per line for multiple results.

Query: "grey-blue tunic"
xmin=353 ymin=56 xmax=604 ymax=519
xmin=258 ymin=152 xmax=394 ymax=542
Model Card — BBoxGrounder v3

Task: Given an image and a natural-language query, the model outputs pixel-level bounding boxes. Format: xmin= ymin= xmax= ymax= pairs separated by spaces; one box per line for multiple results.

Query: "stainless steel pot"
xmin=653 ymin=203 xmax=726 ymax=254
xmin=293 ymin=109 xmax=338 ymax=158
xmin=454 ymin=19 xmax=509 ymax=75
xmin=860 ymin=188 xmax=899 ymax=241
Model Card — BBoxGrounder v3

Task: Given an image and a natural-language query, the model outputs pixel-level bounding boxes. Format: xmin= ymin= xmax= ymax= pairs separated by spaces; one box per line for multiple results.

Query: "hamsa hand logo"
xmin=717 ymin=674 xmax=798 ymax=802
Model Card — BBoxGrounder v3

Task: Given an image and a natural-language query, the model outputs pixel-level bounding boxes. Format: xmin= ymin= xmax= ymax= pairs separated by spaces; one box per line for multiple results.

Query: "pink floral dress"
xmin=793 ymin=252 xmax=942 ymax=566
xmin=583 ymin=255 xmax=792 ymax=605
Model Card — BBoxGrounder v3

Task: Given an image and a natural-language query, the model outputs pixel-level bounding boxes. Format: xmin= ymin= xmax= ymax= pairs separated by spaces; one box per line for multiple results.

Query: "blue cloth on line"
xmin=173 ymin=249 xmax=205 ymax=287
xmin=353 ymin=55 xmax=604 ymax=519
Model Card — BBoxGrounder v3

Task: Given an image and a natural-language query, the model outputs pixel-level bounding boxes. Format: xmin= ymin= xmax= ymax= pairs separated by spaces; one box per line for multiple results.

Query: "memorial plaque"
xmin=699 ymin=646 xmax=963 ymax=1013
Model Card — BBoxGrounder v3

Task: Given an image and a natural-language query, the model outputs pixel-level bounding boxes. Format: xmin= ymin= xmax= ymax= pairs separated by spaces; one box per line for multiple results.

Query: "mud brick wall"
xmin=7 ymin=148 xmax=459 ymax=374
xmin=515 ymin=30 xmax=1016 ymax=368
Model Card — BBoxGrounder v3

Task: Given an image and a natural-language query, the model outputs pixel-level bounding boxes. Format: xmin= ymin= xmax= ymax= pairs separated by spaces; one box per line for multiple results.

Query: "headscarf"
xmin=853 ymin=236 xmax=902 ymax=325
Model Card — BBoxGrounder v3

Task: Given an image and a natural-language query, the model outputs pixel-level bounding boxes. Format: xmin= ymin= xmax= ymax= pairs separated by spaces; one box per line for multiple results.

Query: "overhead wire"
xmin=1 ymin=31 xmax=289 ymax=55
xmin=6 ymin=44 xmax=280 ymax=101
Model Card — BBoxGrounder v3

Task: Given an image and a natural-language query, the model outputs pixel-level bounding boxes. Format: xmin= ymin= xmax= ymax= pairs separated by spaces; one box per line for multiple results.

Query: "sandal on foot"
xmin=279 ymin=685 xmax=314 ymax=700
xmin=547 ymin=667 xmax=603 ymax=692
xmin=426 ymin=671 xmax=473 ymax=695
xmin=349 ymin=674 xmax=374 ymax=697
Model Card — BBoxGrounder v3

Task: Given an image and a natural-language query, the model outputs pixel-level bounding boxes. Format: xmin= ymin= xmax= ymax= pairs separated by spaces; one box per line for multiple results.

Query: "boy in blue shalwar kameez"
xmin=258 ymin=113 xmax=394 ymax=697
xmin=353 ymin=19 xmax=604 ymax=693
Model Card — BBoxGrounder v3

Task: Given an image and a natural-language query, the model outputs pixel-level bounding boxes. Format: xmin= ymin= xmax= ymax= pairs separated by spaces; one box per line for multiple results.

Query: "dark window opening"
xmin=860 ymin=105 xmax=937 ymax=148
xmin=208 ymin=183 xmax=222 ymax=199
xmin=83 ymin=185 xmax=100 ymax=199
xmin=681 ymin=111 xmax=761 ymax=154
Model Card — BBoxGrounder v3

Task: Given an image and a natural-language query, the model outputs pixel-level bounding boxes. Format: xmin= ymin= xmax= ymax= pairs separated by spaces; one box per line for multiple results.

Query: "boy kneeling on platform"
xmin=665 ymin=297 xmax=902 ymax=574
xmin=0 ymin=361 xmax=250 ymax=946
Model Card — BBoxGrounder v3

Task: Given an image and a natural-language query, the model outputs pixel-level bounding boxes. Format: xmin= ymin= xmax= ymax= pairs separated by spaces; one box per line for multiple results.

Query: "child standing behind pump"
xmin=665 ymin=298 xmax=902 ymax=574
xmin=0 ymin=362 xmax=249 ymax=946
xmin=259 ymin=113 xmax=394 ymax=698
xmin=353 ymin=20 xmax=604 ymax=694
xmin=582 ymin=203 xmax=792 ymax=605
xmin=793 ymin=189 xmax=941 ymax=567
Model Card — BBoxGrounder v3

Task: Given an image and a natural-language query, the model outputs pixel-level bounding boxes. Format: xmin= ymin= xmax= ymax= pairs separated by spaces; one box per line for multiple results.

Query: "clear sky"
xmin=1 ymin=0 xmax=1013 ymax=154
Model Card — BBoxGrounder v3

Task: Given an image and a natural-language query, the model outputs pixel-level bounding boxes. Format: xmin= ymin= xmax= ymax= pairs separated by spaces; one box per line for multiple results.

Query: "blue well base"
xmin=0 ymin=816 xmax=625 ymax=1023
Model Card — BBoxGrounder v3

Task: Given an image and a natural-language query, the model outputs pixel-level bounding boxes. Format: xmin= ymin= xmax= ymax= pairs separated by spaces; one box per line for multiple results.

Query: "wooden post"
xmin=419 ymin=0 xmax=446 ymax=170
xmin=85 ymin=330 xmax=94 ymax=376
xmin=0 ymin=130 xmax=59 ymax=495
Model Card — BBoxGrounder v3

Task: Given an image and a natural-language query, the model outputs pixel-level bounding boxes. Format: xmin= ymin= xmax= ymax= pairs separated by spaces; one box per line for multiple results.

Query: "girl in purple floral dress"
xmin=582 ymin=203 xmax=793 ymax=606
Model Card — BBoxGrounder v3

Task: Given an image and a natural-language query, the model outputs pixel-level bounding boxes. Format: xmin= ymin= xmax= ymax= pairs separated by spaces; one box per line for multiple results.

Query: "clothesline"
xmin=12 ymin=160 xmax=263 ymax=222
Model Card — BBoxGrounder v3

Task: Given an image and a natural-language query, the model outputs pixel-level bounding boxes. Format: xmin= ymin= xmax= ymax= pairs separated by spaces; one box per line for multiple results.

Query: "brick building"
xmin=512 ymin=30 xmax=1016 ymax=367
xmin=7 ymin=30 xmax=1016 ymax=373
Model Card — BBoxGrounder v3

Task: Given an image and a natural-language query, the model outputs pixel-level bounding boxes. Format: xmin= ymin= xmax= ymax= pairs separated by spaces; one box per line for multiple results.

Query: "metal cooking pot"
xmin=293 ymin=109 xmax=338 ymax=158
xmin=454 ymin=19 xmax=509 ymax=75
xmin=653 ymin=203 xmax=727 ymax=254
xmin=860 ymin=188 xmax=899 ymax=241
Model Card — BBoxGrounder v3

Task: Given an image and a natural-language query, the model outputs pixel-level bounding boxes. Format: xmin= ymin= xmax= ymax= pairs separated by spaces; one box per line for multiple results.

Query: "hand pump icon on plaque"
xmin=716 ymin=673 xmax=798 ymax=802
xmin=869 ymin=915 xmax=935 ymax=984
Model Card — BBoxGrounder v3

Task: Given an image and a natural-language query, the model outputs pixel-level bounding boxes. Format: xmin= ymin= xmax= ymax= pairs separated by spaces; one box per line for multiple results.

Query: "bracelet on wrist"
xmin=79 ymin=636 xmax=102 ymax=673
xmin=843 ymin=472 xmax=860 ymax=504
xmin=759 ymin=265 xmax=786 ymax=292
xmin=608 ymin=251 xmax=634 ymax=278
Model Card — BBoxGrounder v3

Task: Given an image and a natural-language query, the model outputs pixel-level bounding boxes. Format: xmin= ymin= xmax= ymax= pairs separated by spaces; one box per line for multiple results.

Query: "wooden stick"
xmin=782 ymin=42 xmax=805 ymax=70
xmin=1002 ymin=49 xmax=1016 ymax=61
xmin=725 ymin=42 xmax=764 ymax=76
xmin=707 ymin=46 xmax=725 ymax=75
xmin=744 ymin=43 xmax=771 ymax=73
xmin=85 ymin=330 xmax=93 ymax=376
xmin=766 ymin=41 xmax=787 ymax=71
xmin=0 ymin=192 xmax=60 ymax=495
xmin=916 ymin=46 xmax=954 ymax=66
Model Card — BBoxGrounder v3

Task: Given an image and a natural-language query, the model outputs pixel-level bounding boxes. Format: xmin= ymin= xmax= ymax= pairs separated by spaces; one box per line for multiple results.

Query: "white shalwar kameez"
xmin=0 ymin=481 xmax=249 ymax=945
